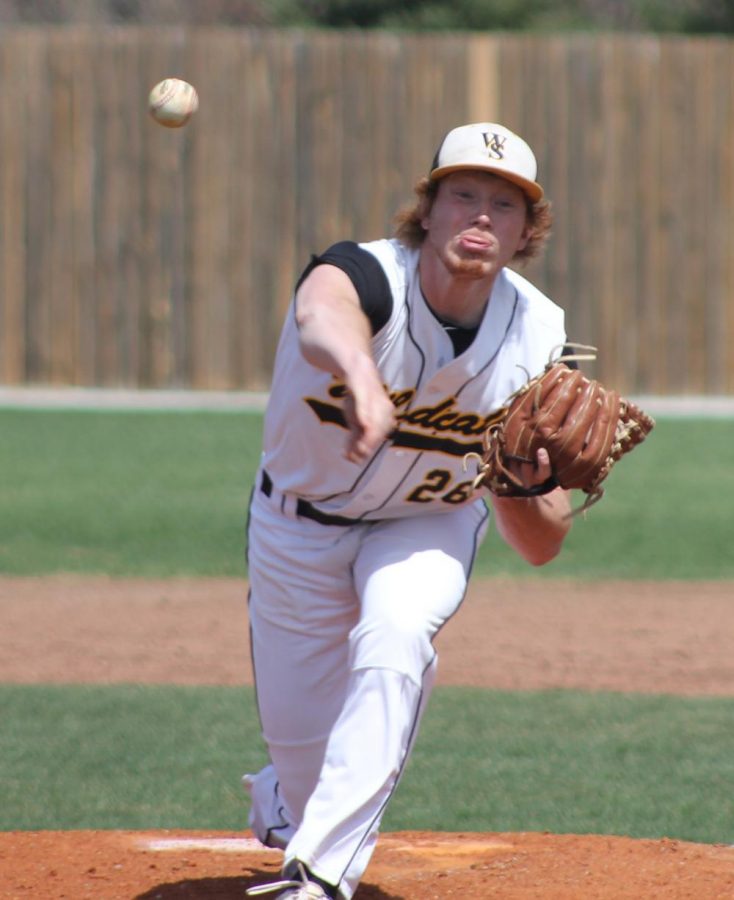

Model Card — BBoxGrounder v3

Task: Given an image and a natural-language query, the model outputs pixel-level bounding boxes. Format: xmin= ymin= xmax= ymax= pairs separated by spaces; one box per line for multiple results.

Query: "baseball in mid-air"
xmin=148 ymin=78 xmax=199 ymax=128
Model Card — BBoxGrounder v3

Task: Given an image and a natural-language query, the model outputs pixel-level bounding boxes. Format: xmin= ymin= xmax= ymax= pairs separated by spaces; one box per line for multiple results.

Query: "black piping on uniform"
xmin=335 ymin=498 xmax=490 ymax=889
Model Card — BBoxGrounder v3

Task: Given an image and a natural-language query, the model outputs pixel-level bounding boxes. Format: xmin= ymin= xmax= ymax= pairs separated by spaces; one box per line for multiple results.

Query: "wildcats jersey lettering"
xmin=260 ymin=238 xmax=568 ymax=521
xmin=305 ymin=389 xmax=505 ymax=457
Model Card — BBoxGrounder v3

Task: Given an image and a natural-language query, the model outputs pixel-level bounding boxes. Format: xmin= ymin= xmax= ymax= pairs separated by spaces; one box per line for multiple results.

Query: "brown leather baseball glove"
xmin=469 ymin=348 xmax=655 ymax=513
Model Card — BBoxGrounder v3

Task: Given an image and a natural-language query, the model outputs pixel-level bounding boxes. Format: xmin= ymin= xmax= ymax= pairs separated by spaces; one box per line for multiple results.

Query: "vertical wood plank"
xmin=634 ymin=36 xmax=664 ymax=394
xmin=22 ymin=30 xmax=53 ymax=383
xmin=187 ymin=28 xmax=237 ymax=389
xmin=467 ymin=34 xmax=499 ymax=123
xmin=0 ymin=31 xmax=28 ymax=383
xmin=258 ymin=31 xmax=299 ymax=374
xmin=68 ymin=27 xmax=98 ymax=386
xmin=226 ymin=27 xmax=258 ymax=390
xmin=293 ymin=30 xmax=343 ymax=268
xmin=564 ymin=36 xmax=606 ymax=375
xmin=46 ymin=30 xmax=77 ymax=383
xmin=720 ymin=43 xmax=734 ymax=391
xmin=657 ymin=38 xmax=692 ymax=393
xmin=697 ymin=38 xmax=732 ymax=392
xmin=682 ymin=38 xmax=710 ymax=393
xmin=531 ymin=35 xmax=573 ymax=317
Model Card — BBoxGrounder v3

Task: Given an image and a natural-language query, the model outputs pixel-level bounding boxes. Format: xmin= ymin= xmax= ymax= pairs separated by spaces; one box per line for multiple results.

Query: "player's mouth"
xmin=458 ymin=232 xmax=493 ymax=253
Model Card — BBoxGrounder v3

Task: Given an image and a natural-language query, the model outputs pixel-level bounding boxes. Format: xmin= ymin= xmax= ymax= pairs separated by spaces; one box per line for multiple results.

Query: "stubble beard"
xmin=440 ymin=242 xmax=495 ymax=281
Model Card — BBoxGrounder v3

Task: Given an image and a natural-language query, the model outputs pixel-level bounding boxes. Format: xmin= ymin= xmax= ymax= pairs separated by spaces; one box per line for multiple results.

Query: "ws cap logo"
xmin=482 ymin=131 xmax=507 ymax=160
xmin=429 ymin=121 xmax=544 ymax=202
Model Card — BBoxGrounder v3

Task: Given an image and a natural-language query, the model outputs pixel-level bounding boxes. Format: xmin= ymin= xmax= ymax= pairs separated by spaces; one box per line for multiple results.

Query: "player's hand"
xmin=343 ymin=376 xmax=396 ymax=464
xmin=508 ymin=447 xmax=555 ymax=492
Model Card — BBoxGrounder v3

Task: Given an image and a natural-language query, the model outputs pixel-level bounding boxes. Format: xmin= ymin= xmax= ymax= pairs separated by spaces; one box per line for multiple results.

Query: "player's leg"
xmin=284 ymin=500 xmax=489 ymax=898
xmin=245 ymin=489 xmax=363 ymax=847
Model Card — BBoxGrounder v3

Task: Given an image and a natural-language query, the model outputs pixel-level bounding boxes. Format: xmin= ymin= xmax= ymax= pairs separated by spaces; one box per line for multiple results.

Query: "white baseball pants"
xmin=245 ymin=478 xmax=489 ymax=899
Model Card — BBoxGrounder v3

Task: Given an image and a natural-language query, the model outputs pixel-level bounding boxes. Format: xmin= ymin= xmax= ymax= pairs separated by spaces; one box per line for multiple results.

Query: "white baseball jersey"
xmin=261 ymin=237 xmax=567 ymax=521
xmin=248 ymin=236 xmax=570 ymax=898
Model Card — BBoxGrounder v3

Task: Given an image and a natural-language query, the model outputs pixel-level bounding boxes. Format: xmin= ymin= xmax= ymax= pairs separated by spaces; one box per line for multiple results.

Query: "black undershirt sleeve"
xmin=295 ymin=240 xmax=393 ymax=335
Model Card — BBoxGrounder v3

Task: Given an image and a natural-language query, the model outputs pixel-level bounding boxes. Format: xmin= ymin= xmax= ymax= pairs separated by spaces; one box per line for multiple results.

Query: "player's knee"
xmin=349 ymin=610 xmax=435 ymax=685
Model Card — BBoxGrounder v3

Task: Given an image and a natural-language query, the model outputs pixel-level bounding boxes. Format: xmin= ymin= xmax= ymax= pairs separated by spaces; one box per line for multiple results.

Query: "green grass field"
xmin=2 ymin=684 xmax=733 ymax=844
xmin=1 ymin=408 xmax=733 ymax=839
xmin=1 ymin=409 xmax=732 ymax=579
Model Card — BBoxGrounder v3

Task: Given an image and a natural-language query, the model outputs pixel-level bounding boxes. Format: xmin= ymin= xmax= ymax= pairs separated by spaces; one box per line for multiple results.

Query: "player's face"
xmin=421 ymin=172 xmax=531 ymax=279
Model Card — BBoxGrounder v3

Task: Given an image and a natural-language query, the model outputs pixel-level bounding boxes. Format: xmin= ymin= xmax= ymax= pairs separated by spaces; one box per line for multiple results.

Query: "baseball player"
xmin=244 ymin=122 xmax=574 ymax=900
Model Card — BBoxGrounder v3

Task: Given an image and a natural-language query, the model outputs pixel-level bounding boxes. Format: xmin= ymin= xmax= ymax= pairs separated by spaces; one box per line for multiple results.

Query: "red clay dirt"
xmin=2 ymin=575 xmax=734 ymax=899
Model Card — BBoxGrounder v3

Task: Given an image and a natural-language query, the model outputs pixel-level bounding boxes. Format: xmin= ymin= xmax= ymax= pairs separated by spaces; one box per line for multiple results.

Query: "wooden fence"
xmin=0 ymin=27 xmax=733 ymax=394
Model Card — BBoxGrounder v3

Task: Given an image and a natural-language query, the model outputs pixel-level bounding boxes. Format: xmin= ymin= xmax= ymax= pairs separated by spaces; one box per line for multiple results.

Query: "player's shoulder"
xmin=503 ymin=266 xmax=565 ymax=328
xmin=357 ymin=238 xmax=419 ymax=285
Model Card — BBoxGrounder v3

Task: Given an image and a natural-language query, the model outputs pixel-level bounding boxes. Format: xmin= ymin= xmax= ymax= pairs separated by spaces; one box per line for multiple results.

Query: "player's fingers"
xmin=344 ymin=396 xmax=395 ymax=463
xmin=345 ymin=430 xmax=381 ymax=464
xmin=523 ymin=448 xmax=552 ymax=486
xmin=345 ymin=436 xmax=369 ymax=464
xmin=510 ymin=447 xmax=552 ymax=489
xmin=535 ymin=447 xmax=552 ymax=477
xmin=345 ymin=418 xmax=393 ymax=463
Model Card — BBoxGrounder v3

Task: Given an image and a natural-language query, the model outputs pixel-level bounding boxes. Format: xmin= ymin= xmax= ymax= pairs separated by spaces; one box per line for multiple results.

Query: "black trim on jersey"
xmin=295 ymin=240 xmax=393 ymax=335
xmin=403 ymin=282 xmax=428 ymax=395
xmin=453 ymin=288 xmax=520 ymax=401
xmin=391 ymin=430 xmax=483 ymax=457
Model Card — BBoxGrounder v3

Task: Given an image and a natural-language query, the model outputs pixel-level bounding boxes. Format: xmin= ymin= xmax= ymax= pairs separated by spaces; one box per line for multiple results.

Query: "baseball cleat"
xmin=246 ymin=861 xmax=332 ymax=899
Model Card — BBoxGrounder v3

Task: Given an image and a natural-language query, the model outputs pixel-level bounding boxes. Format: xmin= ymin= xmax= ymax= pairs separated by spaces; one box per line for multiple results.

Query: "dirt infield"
xmin=2 ymin=575 xmax=734 ymax=898
xmin=3 ymin=829 xmax=734 ymax=899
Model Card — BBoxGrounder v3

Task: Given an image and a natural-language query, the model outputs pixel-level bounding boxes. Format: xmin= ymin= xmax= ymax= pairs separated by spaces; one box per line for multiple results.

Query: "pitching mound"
xmin=3 ymin=829 xmax=734 ymax=899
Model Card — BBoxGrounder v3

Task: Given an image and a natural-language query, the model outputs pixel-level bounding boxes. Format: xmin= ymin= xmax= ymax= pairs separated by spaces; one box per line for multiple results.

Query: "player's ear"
xmin=412 ymin=175 xmax=437 ymax=232
xmin=419 ymin=196 xmax=433 ymax=231
xmin=517 ymin=221 xmax=533 ymax=252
